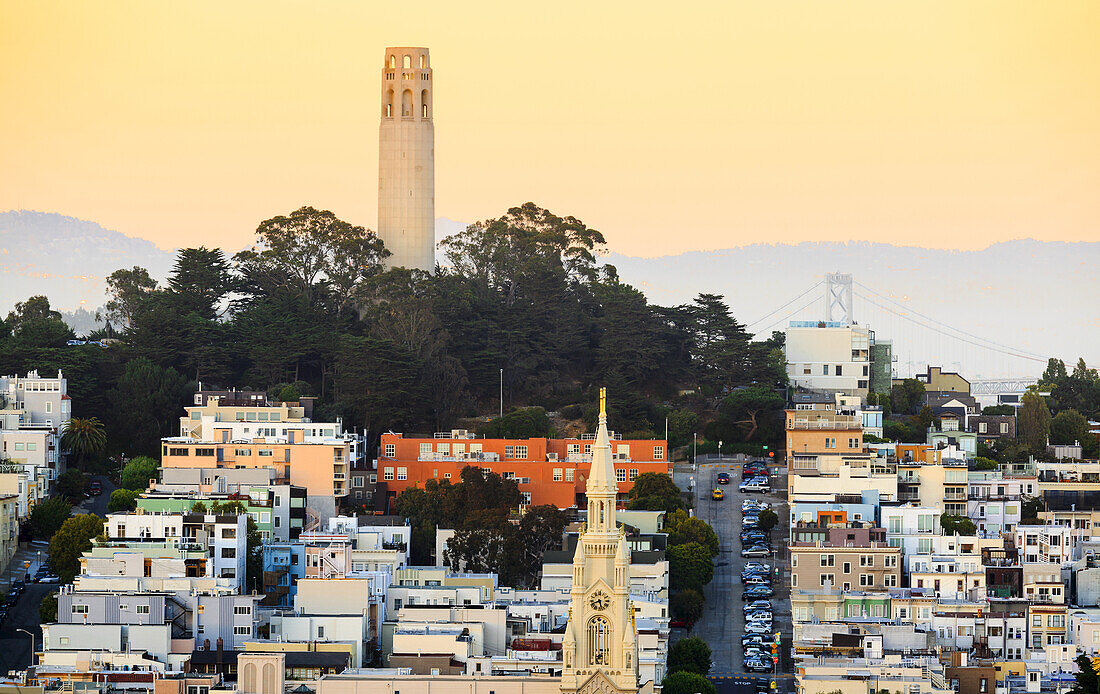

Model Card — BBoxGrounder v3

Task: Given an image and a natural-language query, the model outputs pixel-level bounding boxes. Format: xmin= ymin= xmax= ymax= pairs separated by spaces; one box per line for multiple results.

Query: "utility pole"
xmin=499 ymin=369 xmax=503 ymax=419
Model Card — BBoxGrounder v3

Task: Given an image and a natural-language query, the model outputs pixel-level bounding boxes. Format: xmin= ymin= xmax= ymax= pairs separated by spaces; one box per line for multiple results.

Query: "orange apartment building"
xmin=376 ymin=430 xmax=669 ymax=510
xmin=160 ymin=435 xmax=352 ymax=511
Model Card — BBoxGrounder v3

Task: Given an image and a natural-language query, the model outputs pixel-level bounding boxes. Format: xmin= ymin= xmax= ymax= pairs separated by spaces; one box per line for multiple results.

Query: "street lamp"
xmin=16 ymin=628 xmax=34 ymax=670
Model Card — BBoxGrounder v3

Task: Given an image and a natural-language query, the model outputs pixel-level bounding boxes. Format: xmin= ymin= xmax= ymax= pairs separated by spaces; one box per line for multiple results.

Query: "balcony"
xmin=787 ymin=419 xmax=861 ymax=430
xmin=897 ymin=491 xmax=921 ymax=502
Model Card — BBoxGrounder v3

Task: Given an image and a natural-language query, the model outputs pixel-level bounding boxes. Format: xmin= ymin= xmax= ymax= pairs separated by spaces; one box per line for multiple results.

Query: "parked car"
xmin=746 ymin=612 xmax=773 ymax=625
xmin=742 ymin=499 xmax=770 ymax=512
xmin=741 ymin=545 xmax=772 ymax=558
xmin=712 ymin=488 xmax=725 ymax=500
xmin=739 ymin=480 xmax=771 ymax=494
xmin=742 ymin=586 xmax=775 ymax=599
xmin=88 ymin=480 xmax=102 ymax=496
xmin=743 ymin=600 xmax=771 ymax=612
xmin=38 ymin=574 xmax=60 ymax=583
xmin=11 ymin=580 xmax=25 ymax=594
xmin=744 ymin=575 xmax=770 ymax=586
xmin=745 ymin=658 xmax=772 ymax=672
xmin=717 ymin=472 xmax=731 ymax=485
xmin=744 ymin=562 xmax=771 ymax=573
xmin=5 ymin=589 xmax=19 ymax=605
xmin=744 ymin=621 xmax=771 ymax=634
xmin=742 ymin=633 xmax=767 ymax=645
xmin=740 ymin=533 xmax=768 ymax=545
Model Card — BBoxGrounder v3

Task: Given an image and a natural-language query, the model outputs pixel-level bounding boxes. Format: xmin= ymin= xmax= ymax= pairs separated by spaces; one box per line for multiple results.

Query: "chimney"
xmin=216 ymin=637 xmax=224 ymax=664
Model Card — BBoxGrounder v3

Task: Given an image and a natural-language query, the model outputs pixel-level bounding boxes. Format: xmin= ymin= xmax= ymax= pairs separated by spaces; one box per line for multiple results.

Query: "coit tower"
xmin=378 ymin=47 xmax=435 ymax=273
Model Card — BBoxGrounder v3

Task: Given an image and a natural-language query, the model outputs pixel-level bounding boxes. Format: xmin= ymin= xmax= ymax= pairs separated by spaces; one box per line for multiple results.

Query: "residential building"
xmin=789 ymin=534 xmax=902 ymax=593
xmin=136 ymin=484 xmax=307 ymax=541
xmin=160 ymin=433 xmax=359 ymax=521
xmin=967 ymin=471 xmax=1033 ymax=535
xmin=102 ymin=512 xmax=248 ymax=589
xmin=376 ymin=430 xmax=669 ymax=510
xmin=784 ymin=321 xmax=874 ymax=398
xmin=912 ymin=366 xmax=971 ymax=394
xmin=0 ymin=369 xmax=70 ymax=502
xmin=0 ymin=494 xmax=17 ymax=575
xmin=968 ymin=415 xmax=1017 ymax=443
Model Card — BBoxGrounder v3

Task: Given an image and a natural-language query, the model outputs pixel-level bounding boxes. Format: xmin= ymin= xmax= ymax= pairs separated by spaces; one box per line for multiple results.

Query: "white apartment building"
xmin=104 ymin=512 xmax=247 ymax=589
xmin=0 ymin=370 xmax=70 ymax=502
xmin=1015 ymin=525 xmax=1076 ymax=565
xmin=785 ymin=322 xmax=873 ymax=398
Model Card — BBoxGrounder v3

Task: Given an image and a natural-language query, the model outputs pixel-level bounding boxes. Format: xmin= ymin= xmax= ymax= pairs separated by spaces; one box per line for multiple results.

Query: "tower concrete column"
xmin=378 ymin=47 xmax=435 ymax=273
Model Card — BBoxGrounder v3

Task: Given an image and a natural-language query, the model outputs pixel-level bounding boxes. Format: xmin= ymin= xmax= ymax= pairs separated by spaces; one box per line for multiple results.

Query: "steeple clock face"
xmin=588 ymin=590 xmax=611 ymax=611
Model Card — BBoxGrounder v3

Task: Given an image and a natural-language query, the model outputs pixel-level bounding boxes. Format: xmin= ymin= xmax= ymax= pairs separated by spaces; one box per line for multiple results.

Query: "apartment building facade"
xmin=790 ymin=542 xmax=902 ymax=593
xmin=375 ymin=430 xmax=669 ymax=509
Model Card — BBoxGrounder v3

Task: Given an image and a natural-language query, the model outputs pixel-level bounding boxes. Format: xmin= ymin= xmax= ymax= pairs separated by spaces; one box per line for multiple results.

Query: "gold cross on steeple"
xmin=599 ymin=387 xmax=606 ymax=417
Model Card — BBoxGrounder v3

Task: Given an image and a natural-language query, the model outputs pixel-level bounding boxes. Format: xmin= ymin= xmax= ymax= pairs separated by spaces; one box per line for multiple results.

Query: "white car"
xmin=739 ymin=480 xmax=770 ymax=494
xmin=744 ymin=621 xmax=771 ymax=634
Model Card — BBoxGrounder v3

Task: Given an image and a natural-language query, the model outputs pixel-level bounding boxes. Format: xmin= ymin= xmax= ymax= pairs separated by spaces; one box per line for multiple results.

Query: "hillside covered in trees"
xmin=0 ymin=203 xmax=788 ymax=461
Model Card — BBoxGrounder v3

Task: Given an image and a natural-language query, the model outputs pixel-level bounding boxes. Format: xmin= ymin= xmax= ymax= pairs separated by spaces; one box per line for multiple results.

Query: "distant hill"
xmin=0 ymin=210 xmax=175 ymax=317
xmin=2 ymin=210 xmax=1095 ymax=377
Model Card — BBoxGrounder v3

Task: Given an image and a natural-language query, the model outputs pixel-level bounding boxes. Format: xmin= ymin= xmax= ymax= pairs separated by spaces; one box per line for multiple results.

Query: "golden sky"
xmin=2 ymin=0 xmax=1098 ymax=256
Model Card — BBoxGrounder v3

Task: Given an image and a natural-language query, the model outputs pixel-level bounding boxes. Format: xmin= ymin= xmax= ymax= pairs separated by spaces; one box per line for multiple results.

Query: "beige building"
xmin=897 ymin=459 xmax=969 ymax=515
xmin=378 ymin=47 xmax=435 ymax=273
xmin=0 ymin=494 xmax=17 ymax=576
xmin=797 ymin=656 xmax=954 ymax=694
xmin=790 ymin=544 xmax=901 ymax=593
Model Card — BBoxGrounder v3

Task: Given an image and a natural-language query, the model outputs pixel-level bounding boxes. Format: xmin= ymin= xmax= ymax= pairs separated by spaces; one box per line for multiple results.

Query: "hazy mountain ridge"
xmin=2 ymin=210 xmax=1096 ymax=375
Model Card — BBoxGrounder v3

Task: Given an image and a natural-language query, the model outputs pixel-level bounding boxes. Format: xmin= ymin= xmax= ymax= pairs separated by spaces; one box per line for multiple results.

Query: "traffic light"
xmin=774 ymin=632 xmax=781 ymax=644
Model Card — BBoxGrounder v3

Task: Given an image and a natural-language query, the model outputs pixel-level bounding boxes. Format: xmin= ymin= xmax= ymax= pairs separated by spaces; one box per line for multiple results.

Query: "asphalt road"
xmin=78 ymin=474 xmax=117 ymax=517
xmin=674 ymin=457 xmax=793 ymax=689
xmin=0 ymin=578 xmax=57 ymax=675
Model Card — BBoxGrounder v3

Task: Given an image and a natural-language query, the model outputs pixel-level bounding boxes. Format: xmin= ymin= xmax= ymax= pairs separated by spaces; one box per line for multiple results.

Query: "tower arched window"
xmin=385 ymin=89 xmax=394 ymax=118
xmin=421 ymin=89 xmax=430 ymax=118
xmin=587 ymin=616 xmax=611 ymax=665
xmin=402 ymin=89 xmax=413 ymax=117
xmin=420 ymin=55 xmax=427 ymax=69
xmin=403 ymin=55 xmax=411 ymax=69
xmin=388 ymin=55 xmax=396 ymax=69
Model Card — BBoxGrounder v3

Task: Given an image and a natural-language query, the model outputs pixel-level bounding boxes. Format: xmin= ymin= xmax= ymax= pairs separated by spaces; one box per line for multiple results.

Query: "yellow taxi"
xmin=712 ymin=488 xmax=724 ymax=500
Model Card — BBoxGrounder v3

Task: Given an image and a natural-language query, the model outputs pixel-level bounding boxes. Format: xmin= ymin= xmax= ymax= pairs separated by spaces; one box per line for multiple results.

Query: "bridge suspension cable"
xmin=745 ymin=279 xmax=824 ymax=330
xmin=853 ymin=280 xmax=1048 ymax=361
xmin=853 ymin=289 xmax=1047 ymax=363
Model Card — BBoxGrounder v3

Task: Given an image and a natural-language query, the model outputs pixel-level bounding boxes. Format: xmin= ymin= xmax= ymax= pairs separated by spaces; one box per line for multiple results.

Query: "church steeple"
xmin=586 ymin=387 xmax=618 ymax=534
xmin=560 ymin=388 xmax=639 ymax=694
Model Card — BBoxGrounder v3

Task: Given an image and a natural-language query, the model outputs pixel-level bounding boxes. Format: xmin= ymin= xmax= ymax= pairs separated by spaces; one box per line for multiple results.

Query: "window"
xmin=616 ymin=468 xmax=626 ymax=482
xmin=136 ymin=605 xmax=150 ymax=614
xmin=1001 ymin=422 xmax=1009 ymax=434
xmin=353 ymin=476 xmax=364 ymax=487
xmin=821 ymin=554 xmax=835 ymax=567
xmin=233 ymin=626 xmax=251 ymax=635
xmin=835 ymin=365 xmax=843 ymax=376
xmin=629 ymin=468 xmax=639 ymax=481
xmin=848 ymin=438 xmax=859 ymax=448
xmin=396 ymin=467 xmax=407 ymax=480
xmin=258 ymin=449 xmax=273 ymax=457
xmin=72 ymin=605 xmax=89 ymax=614
xmin=587 ymin=617 xmax=611 ymax=665
xmin=235 ymin=448 xmax=252 ymax=456
xmin=195 ymin=448 xmax=215 ymax=457
xmin=884 ymin=574 xmax=897 ymax=587
xmin=820 ymin=573 xmax=834 ymax=586
xmin=885 ymin=555 xmax=897 ymax=567
xmin=823 ymin=365 xmax=830 ymax=375
xmin=824 ymin=438 xmax=836 ymax=449
xmin=317 ymin=625 xmax=326 ymax=638
xmin=860 ymin=555 xmax=874 ymax=567
xmin=384 ymin=468 xmax=394 ymax=481
xmin=222 ymin=548 xmax=236 ymax=558
xmin=565 ymin=469 xmax=574 ymax=482
xmin=859 ymin=574 xmax=874 ymax=587
xmin=437 ymin=443 xmax=449 ymax=454
xmin=222 ymin=528 xmax=236 ymax=539
xmin=515 ymin=445 xmax=528 ymax=459
xmin=653 ymin=446 xmax=664 ymax=460
xmin=420 ymin=443 xmax=432 ymax=457
xmin=553 ymin=468 xmax=563 ymax=482
xmin=169 ymin=448 xmax=189 ymax=456
xmin=842 ymin=562 xmax=851 ymax=574
xmin=567 ymin=443 xmax=580 ymax=455
xmin=521 ymin=492 xmax=531 ymax=504
xmin=979 ymin=422 xmax=988 ymax=433
xmin=385 ymin=443 xmax=396 ymax=457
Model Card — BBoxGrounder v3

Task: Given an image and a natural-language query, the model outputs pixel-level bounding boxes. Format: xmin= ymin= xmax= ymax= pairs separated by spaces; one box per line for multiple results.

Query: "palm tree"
xmin=60 ymin=417 xmax=107 ymax=470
